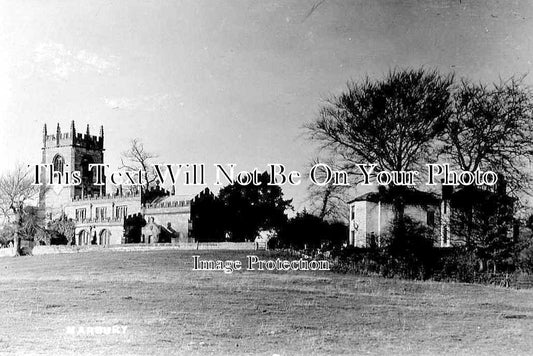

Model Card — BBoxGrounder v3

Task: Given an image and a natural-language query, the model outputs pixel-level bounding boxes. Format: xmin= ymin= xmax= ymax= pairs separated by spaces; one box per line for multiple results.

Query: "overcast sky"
xmin=1 ymin=0 xmax=532 ymax=210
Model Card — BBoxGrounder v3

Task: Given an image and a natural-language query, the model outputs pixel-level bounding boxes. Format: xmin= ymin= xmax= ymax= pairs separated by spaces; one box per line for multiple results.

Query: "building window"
xmin=351 ymin=206 xmax=355 ymax=220
xmin=115 ymin=205 xmax=128 ymax=220
xmin=95 ymin=207 xmax=107 ymax=220
xmin=53 ymin=154 xmax=65 ymax=174
xmin=427 ymin=211 xmax=435 ymax=227
xmin=75 ymin=208 xmax=86 ymax=221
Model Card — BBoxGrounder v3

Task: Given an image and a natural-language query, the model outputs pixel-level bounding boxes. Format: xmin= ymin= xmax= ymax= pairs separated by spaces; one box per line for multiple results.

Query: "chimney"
xmin=442 ymin=183 xmax=453 ymax=201
xmin=496 ymin=174 xmax=506 ymax=196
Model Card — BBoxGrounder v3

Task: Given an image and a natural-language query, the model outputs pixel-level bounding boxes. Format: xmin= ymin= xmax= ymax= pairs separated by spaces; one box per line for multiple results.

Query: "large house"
xmin=39 ymin=121 xmax=201 ymax=246
xmin=348 ymin=181 xmax=515 ymax=249
xmin=348 ymin=189 xmax=449 ymax=248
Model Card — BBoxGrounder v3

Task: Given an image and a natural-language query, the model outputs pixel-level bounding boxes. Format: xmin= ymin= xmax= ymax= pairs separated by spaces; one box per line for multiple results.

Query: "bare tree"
xmin=306 ymin=157 xmax=350 ymax=222
xmin=307 ymin=68 xmax=454 ymax=220
xmin=120 ymin=138 xmax=158 ymax=192
xmin=442 ymin=76 xmax=533 ymax=196
xmin=0 ymin=165 xmax=39 ymax=255
xmin=440 ymin=76 xmax=533 ymax=264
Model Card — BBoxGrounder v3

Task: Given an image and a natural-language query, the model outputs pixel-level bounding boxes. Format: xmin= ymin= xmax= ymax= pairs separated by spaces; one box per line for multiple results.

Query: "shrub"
xmin=518 ymin=243 xmax=533 ymax=274
xmin=331 ymin=246 xmax=384 ymax=275
xmin=432 ymin=247 xmax=479 ymax=283
xmin=381 ymin=217 xmax=436 ymax=280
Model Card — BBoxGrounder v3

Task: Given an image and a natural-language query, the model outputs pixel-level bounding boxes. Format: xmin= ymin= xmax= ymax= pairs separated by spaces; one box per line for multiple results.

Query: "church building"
xmin=39 ymin=121 xmax=200 ymax=246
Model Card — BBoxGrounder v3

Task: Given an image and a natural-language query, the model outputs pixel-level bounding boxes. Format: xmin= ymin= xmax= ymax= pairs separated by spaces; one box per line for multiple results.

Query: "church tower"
xmin=39 ymin=121 xmax=106 ymax=219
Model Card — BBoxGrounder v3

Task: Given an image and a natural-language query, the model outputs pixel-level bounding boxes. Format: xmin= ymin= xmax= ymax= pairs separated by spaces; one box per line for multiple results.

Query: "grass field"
xmin=0 ymin=250 xmax=533 ymax=355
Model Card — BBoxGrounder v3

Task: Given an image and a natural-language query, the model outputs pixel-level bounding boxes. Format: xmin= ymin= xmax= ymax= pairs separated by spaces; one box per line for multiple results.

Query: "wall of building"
xmin=144 ymin=204 xmax=191 ymax=238
xmin=37 ymin=123 xmax=200 ymax=247
xmin=64 ymin=194 xmax=142 ymax=222
xmin=64 ymin=193 xmax=142 ymax=246
xmin=40 ymin=144 xmax=76 ymax=219
xmin=365 ymin=201 xmax=395 ymax=245
xmin=349 ymin=201 xmax=367 ymax=247
xmin=74 ymin=223 xmax=124 ymax=246
xmin=40 ymin=123 xmax=105 ymax=219
xmin=71 ymin=144 xmax=105 ymax=198
xmin=349 ymin=201 xmax=439 ymax=247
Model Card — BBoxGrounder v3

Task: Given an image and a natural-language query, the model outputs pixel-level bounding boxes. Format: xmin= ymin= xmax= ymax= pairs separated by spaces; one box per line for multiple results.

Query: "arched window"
xmin=53 ymin=154 xmax=64 ymax=174
xmin=100 ymin=229 xmax=111 ymax=245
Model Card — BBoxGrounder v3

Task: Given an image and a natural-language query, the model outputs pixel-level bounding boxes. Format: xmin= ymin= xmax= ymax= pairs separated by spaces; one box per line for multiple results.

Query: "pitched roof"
xmin=348 ymin=189 xmax=440 ymax=205
xmin=348 ymin=192 xmax=380 ymax=203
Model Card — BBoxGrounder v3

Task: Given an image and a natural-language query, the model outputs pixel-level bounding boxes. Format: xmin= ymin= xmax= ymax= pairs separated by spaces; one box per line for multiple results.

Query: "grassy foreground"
xmin=0 ymin=250 xmax=532 ymax=355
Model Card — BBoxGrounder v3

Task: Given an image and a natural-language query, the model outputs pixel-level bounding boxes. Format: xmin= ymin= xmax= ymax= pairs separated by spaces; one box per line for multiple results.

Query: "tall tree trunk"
xmin=464 ymin=185 xmax=475 ymax=248
xmin=318 ymin=188 xmax=332 ymax=220
xmin=11 ymin=205 xmax=22 ymax=256
xmin=13 ymin=231 xmax=21 ymax=256
xmin=392 ymin=185 xmax=406 ymax=227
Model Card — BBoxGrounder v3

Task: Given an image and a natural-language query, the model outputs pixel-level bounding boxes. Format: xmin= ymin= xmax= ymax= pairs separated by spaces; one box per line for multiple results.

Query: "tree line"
xmin=307 ymin=68 xmax=533 ymax=280
xmin=3 ymin=67 xmax=533 ymax=280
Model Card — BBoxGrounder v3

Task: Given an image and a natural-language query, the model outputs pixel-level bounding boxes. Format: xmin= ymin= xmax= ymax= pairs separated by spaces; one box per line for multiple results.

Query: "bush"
xmin=277 ymin=212 xmax=347 ymax=250
xmin=432 ymin=247 xmax=479 ymax=283
xmin=330 ymin=246 xmax=384 ymax=275
xmin=0 ymin=226 xmax=14 ymax=247
xmin=518 ymin=243 xmax=533 ymax=274
xmin=380 ymin=217 xmax=436 ymax=280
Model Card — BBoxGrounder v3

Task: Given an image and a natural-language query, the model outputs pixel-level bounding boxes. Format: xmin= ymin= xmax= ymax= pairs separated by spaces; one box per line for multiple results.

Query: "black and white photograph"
xmin=1 ymin=1 xmax=533 ymax=355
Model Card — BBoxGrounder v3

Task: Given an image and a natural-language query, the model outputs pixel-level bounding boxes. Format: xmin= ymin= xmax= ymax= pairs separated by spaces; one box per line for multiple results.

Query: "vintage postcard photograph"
xmin=1 ymin=1 xmax=533 ymax=355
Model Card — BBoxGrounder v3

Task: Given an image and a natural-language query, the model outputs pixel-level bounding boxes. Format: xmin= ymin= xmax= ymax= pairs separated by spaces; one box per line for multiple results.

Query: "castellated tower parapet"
xmin=42 ymin=121 xmax=104 ymax=150
xmin=40 ymin=121 xmax=106 ymax=220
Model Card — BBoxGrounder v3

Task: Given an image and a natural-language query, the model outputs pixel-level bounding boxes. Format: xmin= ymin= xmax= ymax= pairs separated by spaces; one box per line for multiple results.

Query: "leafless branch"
xmin=120 ymin=138 xmax=159 ymax=191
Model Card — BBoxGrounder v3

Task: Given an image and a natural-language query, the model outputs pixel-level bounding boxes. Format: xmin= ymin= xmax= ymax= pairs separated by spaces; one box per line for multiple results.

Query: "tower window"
xmin=53 ymin=155 xmax=65 ymax=174
xmin=427 ymin=211 xmax=435 ymax=227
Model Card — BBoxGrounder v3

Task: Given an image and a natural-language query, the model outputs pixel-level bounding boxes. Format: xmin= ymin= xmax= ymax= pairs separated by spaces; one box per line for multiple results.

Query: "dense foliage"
xmin=272 ymin=211 xmax=347 ymax=250
xmin=217 ymin=172 xmax=293 ymax=242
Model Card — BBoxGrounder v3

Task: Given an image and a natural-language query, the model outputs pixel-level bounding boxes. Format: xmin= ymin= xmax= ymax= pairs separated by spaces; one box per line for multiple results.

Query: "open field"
xmin=0 ymin=250 xmax=533 ymax=355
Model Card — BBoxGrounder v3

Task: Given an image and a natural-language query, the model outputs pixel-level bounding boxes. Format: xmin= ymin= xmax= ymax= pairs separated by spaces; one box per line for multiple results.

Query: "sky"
xmin=1 ymin=0 xmax=533 ymax=211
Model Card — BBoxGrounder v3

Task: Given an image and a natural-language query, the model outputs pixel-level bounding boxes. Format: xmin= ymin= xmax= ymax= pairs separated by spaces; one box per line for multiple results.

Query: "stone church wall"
xmin=144 ymin=205 xmax=191 ymax=238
